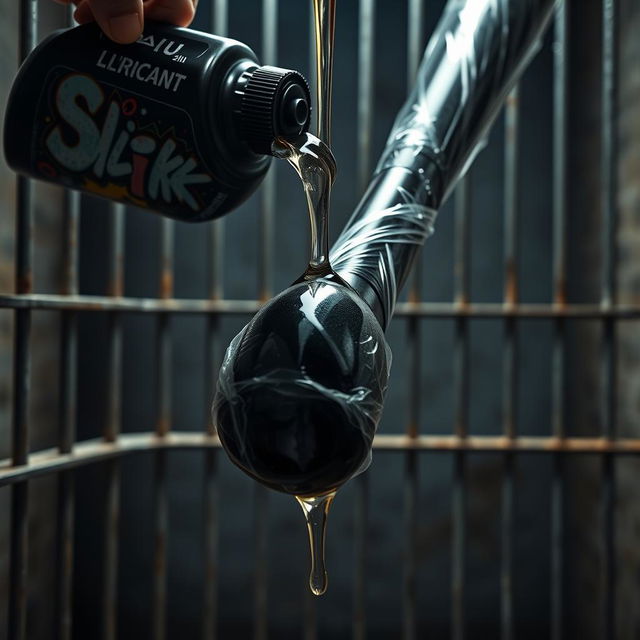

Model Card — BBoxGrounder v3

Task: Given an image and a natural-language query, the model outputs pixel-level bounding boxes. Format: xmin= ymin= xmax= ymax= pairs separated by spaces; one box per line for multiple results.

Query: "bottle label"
xmin=34 ymin=65 xmax=223 ymax=218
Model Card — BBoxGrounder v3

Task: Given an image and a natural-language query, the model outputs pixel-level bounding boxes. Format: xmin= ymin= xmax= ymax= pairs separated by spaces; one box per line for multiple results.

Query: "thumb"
xmin=86 ymin=0 xmax=144 ymax=44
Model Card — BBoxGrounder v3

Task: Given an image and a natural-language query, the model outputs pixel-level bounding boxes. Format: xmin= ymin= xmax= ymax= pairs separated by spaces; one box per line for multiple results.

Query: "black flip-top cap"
xmin=239 ymin=65 xmax=311 ymax=155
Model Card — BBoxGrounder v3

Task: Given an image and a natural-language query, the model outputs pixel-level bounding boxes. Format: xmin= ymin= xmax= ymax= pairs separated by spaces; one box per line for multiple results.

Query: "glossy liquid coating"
xmin=213 ymin=277 xmax=389 ymax=497
xmin=297 ymin=492 xmax=335 ymax=595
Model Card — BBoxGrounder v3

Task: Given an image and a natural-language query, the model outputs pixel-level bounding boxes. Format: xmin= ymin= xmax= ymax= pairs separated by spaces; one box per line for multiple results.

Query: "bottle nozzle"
xmin=237 ymin=65 xmax=312 ymax=155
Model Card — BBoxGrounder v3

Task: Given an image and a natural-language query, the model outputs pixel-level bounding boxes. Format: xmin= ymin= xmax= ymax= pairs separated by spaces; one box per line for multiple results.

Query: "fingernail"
xmin=108 ymin=12 xmax=142 ymax=43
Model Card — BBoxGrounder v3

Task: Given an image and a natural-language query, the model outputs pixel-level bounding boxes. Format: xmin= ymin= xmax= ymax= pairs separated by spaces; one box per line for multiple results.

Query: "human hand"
xmin=54 ymin=0 xmax=197 ymax=44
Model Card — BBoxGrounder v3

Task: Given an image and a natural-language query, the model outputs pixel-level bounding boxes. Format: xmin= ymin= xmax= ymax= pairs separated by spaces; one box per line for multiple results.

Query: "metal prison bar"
xmin=0 ymin=0 xmax=633 ymax=638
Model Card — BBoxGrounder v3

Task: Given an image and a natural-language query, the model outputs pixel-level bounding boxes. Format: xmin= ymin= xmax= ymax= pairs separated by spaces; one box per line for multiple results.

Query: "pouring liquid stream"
xmin=272 ymin=0 xmax=339 ymax=597
xmin=312 ymin=0 xmax=336 ymax=146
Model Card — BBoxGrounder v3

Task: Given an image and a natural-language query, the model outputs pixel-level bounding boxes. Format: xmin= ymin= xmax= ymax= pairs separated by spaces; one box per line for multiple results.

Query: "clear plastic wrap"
xmin=333 ymin=0 xmax=556 ymax=327
xmin=330 ymin=187 xmax=437 ymax=327
xmin=212 ymin=277 xmax=391 ymax=497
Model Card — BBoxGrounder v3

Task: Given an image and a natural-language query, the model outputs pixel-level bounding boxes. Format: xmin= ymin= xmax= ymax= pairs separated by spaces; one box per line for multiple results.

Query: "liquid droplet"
xmin=296 ymin=491 xmax=336 ymax=596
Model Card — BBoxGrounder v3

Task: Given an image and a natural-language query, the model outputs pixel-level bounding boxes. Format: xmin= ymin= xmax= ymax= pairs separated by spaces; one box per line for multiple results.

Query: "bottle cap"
xmin=238 ymin=66 xmax=311 ymax=155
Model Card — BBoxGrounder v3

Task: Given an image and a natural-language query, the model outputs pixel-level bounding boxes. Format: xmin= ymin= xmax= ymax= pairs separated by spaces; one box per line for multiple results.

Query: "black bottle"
xmin=3 ymin=21 xmax=311 ymax=222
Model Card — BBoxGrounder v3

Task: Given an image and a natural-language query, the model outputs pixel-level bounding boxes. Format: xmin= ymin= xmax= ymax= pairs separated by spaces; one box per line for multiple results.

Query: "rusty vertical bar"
xmin=258 ymin=0 xmax=277 ymax=304
xmin=403 ymin=2 xmax=425 ymax=639
xmin=352 ymin=472 xmax=368 ymax=640
xmin=202 ymin=439 xmax=219 ymax=640
xmin=55 ymin=16 xmax=80 ymax=640
xmin=202 ymin=254 xmax=221 ymax=640
xmin=202 ymin=4 xmax=227 ymax=638
xmin=152 ymin=449 xmax=168 ymax=639
xmin=58 ymin=205 xmax=80 ymax=450
xmin=152 ymin=217 xmax=174 ymax=640
xmin=56 ymin=467 xmax=74 ymax=640
xmin=156 ymin=219 xmax=174 ymax=435
xmin=406 ymin=0 xmax=424 ymax=84
xmin=600 ymin=0 xmax=617 ymax=637
xmin=102 ymin=202 xmax=124 ymax=640
xmin=102 ymin=460 xmax=120 ymax=640
xmin=105 ymin=205 xmax=125 ymax=444
xmin=357 ymin=0 xmax=375 ymax=193
xmin=503 ymin=87 xmax=519 ymax=424
xmin=8 ymin=3 xmax=37 ymax=639
xmin=252 ymin=3 xmax=277 ymax=638
xmin=202 ymin=253 xmax=221 ymax=640
xmin=501 ymin=85 xmax=519 ymax=640
xmin=208 ymin=0 xmax=227 ymax=309
xmin=8 ymin=482 xmax=28 ymax=640
xmin=253 ymin=485 xmax=269 ymax=640
xmin=600 ymin=1 xmax=617 ymax=310
xmin=302 ymin=6 xmax=318 ymax=637
xmin=452 ymin=173 xmax=470 ymax=640
xmin=56 ymin=158 xmax=80 ymax=640
xmin=353 ymin=2 xmax=375 ymax=638
xmin=403 ymin=449 xmax=417 ymax=640
xmin=308 ymin=4 xmax=317 ymax=136
xmin=550 ymin=2 xmax=568 ymax=639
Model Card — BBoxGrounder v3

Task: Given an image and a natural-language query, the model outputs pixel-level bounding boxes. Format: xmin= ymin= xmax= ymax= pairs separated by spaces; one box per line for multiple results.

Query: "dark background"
xmin=1 ymin=0 xmax=639 ymax=638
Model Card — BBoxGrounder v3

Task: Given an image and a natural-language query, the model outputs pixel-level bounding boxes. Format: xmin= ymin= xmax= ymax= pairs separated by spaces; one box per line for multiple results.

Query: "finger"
xmin=143 ymin=0 xmax=196 ymax=27
xmin=84 ymin=0 xmax=144 ymax=44
xmin=72 ymin=1 xmax=94 ymax=24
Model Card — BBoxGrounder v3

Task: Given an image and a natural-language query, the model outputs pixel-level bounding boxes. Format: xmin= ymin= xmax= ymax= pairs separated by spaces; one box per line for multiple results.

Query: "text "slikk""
xmin=45 ymin=74 xmax=211 ymax=211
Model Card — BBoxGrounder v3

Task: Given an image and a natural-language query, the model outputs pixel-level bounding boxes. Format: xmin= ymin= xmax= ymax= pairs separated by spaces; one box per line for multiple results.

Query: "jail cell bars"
xmin=0 ymin=1 xmax=636 ymax=639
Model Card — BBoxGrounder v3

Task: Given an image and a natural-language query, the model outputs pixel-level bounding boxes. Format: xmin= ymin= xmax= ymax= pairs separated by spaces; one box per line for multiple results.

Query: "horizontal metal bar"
xmin=0 ymin=294 xmax=261 ymax=314
xmin=0 ymin=433 xmax=223 ymax=486
xmin=3 ymin=293 xmax=640 ymax=319
xmin=3 ymin=433 xmax=640 ymax=487
xmin=372 ymin=435 xmax=640 ymax=453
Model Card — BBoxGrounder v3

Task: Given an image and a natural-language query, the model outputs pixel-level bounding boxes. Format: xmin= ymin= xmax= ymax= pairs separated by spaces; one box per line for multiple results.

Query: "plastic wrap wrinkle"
xmin=217 ymin=341 xmax=389 ymax=440
xmin=212 ymin=278 xmax=392 ymax=495
xmin=377 ymin=0 xmax=493 ymax=179
xmin=375 ymin=0 xmax=552 ymax=189
xmin=331 ymin=0 xmax=555 ymax=326
xmin=331 ymin=189 xmax=436 ymax=322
